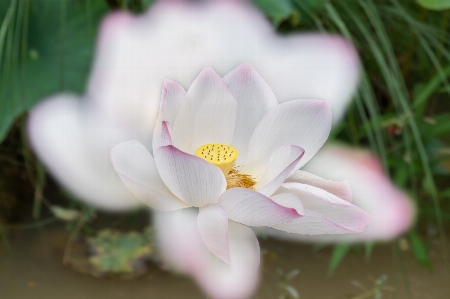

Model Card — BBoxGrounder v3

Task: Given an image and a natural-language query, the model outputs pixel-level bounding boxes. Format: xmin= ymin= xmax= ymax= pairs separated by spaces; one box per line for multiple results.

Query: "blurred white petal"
xmin=154 ymin=209 xmax=260 ymax=299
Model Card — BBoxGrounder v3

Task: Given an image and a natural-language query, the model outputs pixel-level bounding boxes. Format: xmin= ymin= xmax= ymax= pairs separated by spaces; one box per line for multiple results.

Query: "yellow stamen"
xmin=195 ymin=143 xmax=238 ymax=176
xmin=195 ymin=143 xmax=256 ymax=189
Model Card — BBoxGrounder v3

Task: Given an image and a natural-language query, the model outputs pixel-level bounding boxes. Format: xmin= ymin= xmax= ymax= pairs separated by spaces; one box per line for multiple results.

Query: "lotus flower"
xmin=110 ymin=63 xmax=371 ymax=299
xmin=27 ymin=1 xmax=415 ymax=299
xmin=27 ymin=0 xmax=359 ymax=210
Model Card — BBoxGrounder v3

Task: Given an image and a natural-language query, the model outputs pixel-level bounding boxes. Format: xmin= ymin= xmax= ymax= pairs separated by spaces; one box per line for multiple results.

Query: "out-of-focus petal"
xmin=223 ymin=63 xmax=278 ymax=164
xmin=154 ymin=145 xmax=226 ymax=207
xmin=153 ymin=80 xmax=186 ymax=151
xmin=154 ymin=209 xmax=260 ymax=299
xmin=219 ymin=188 xmax=301 ymax=227
xmin=197 ymin=204 xmax=231 ymax=265
xmin=286 ymin=170 xmax=352 ymax=202
xmin=245 ymin=99 xmax=332 ymax=173
xmin=253 ymin=145 xmax=304 ymax=197
xmin=268 ymin=209 xmax=356 ymax=235
xmin=279 ymin=183 xmax=371 ymax=233
xmin=110 ymin=140 xmax=188 ymax=211
xmin=259 ymin=144 xmax=416 ymax=242
xmin=27 ymin=95 xmax=141 ymax=210
xmin=172 ymin=67 xmax=236 ymax=154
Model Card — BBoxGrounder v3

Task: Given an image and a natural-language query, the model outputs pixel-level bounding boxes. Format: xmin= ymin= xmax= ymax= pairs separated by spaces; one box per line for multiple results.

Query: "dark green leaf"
xmin=0 ymin=0 xmax=109 ymax=143
xmin=252 ymin=0 xmax=297 ymax=27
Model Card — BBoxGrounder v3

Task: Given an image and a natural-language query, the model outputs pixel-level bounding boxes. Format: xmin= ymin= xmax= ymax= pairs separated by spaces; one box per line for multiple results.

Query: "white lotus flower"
xmin=27 ymin=0 xmax=359 ymax=210
xmin=27 ymin=1 xmax=415 ymax=298
xmin=110 ymin=64 xmax=372 ymax=299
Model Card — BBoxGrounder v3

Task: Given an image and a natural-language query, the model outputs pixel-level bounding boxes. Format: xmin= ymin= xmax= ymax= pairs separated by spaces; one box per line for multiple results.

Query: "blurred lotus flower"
xmin=110 ymin=64 xmax=371 ymax=299
xmin=26 ymin=0 xmax=415 ymax=299
xmin=27 ymin=0 xmax=359 ymax=210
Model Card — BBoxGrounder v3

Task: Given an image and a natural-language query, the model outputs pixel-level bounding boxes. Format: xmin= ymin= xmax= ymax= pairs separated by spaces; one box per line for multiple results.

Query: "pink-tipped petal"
xmin=27 ymin=95 xmax=141 ymax=210
xmin=245 ymin=99 xmax=332 ymax=173
xmin=153 ymin=80 xmax=186 ymax=150
xmin=110 ymin=140 xmax=188 ymax=211
xmin=261 ymin=144 xmax=415 ymax=243
xmin=280 ymin=183 xmax=371 ymax=233
xmin=286 ymin=170 xmax=352 ymax=202
xmin=270 ymin=193 xmax=305 ymax=216
xmin=172 ymin=67 xmax=236 ymax=154
xmin=154 ymin=209 xmax=260 ymax=299
xmin=252 ymin=145 xmax=304 ymax=197
xmin=223 ymin=63 xmax=278 ymax=164
xmin=219 ymin=188 xmax=301 ymax=227
xmin=197 ymin=204 xmax=231 ymax=265
xmin=154 ymin=145 xmax=226 ymax=207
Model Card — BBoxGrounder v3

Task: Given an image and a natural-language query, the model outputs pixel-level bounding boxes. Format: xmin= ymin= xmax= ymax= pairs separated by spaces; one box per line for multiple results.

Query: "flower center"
xmin=195 ymin=143 xmax=256 ymax=190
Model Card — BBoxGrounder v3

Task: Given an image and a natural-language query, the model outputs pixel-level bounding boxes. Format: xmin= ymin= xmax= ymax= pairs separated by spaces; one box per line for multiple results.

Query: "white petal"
xmin=245 ymin=99 xmax=332 ymax=172
xmin=270 ymin=193 xmax=305 ymax=215
xmin=219 ymin=188 xmax=301 ymax=227
xmin=300 ymin=144 xmax=415 ymax=241
xmin=153 ymin=80 xmax=186 ymax=151
xmin=286 ymin=170 xmax=352 ymax=202
xmin=27 ymin=95 xmax=141 ymax=210
xmin=154 ymin=145 xmax=226 ymax=207
xmin=197 ymin=204 xmax=231 ymax=265
xmin=154 ymin=209 xmax=260 ymax=299
xmin=172 ymin=67 xmax=236 ymax=154
xmin=270 ymin=209 xmax=356 ymax=235
xmin=280 ymin=183 xmax=371 ymax=232
xmin=252 ymin=145 xmax=304 ymax=197
xmin=223 ymin=63 xmax=278 ymax=164
xmin=110 ymin=140 xmax=188 ymax=211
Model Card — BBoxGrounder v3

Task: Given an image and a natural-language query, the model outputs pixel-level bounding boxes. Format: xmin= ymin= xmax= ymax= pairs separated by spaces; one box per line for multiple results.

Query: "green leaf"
xmin=328 ymin=243 xmax=351 ymax=275
xmin=409 ymin=232 xmax=431 ymax=270
xmin=417 ymin=0 xmax=450 ymax=10
xmin=0 ymin=0 xmax=109 ymax=143
xmin=252 ymin=0 xmax=297 ymax=27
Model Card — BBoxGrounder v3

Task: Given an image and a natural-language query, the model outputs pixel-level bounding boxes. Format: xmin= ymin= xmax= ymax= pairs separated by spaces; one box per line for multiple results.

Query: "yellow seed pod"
xmin=195 ymin=143 xmax=238 ymax=176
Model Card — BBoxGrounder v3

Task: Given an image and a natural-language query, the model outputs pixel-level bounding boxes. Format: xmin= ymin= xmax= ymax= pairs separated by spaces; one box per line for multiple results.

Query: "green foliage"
xmin=328 ymin=243 xmax=351 ymax=275
xmin=409 ymin=232 xmax=432 ymax=269
xmin=0 ymin=0 xmax=109 ymax=143
xmin=417 ymin=0 xmax=450 ymax=10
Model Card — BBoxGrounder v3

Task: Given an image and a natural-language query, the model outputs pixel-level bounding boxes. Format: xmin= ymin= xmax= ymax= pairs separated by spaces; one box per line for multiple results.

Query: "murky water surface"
xmin=1 ymin=224 xmax=448 ymax=299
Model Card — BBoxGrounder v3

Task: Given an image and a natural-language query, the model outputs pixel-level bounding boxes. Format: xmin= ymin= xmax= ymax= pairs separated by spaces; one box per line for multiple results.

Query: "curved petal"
xmin=270 ymin=193 xmax=305 ymax=216
xmin=285 ymin=170 xmax=352 ymax=202
xmin=259 ymin=144 xmax=415 ymax=243
xmin=110 ymin=140 xmax=188 ymax=211
xmin=279 ymin=183 xmax=371 ymax=232
xmin=27 ymin=95 xmax=141 ymax=210
xmin=154 ymin=209 xmax=260 ymax=299
xmin=154 ymin=145 xmax=226 ymax=207
xmin=172 ymin=67 xmax=236 ymax=154
xmin=219 ymin=188 xmax=301 ymax=227
xmin=252 ymin=145 xmax=304 ymax=197
xmin=197 ymin=204 xmax=231 ymax=265
xmin=245 ymin=99 xmax=332 ymax=172
xmin=153 ymin=80 xmax=186 ymax=151
xmin=270 ymin=209 xmax=356 ymax=235
xmin=223 ymin=63 xmax=278 ymax=164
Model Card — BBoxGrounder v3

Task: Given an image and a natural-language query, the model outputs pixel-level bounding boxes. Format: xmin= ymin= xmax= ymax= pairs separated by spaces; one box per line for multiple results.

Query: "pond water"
xmin=0 ymin=224 xmax=448 ymax=299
